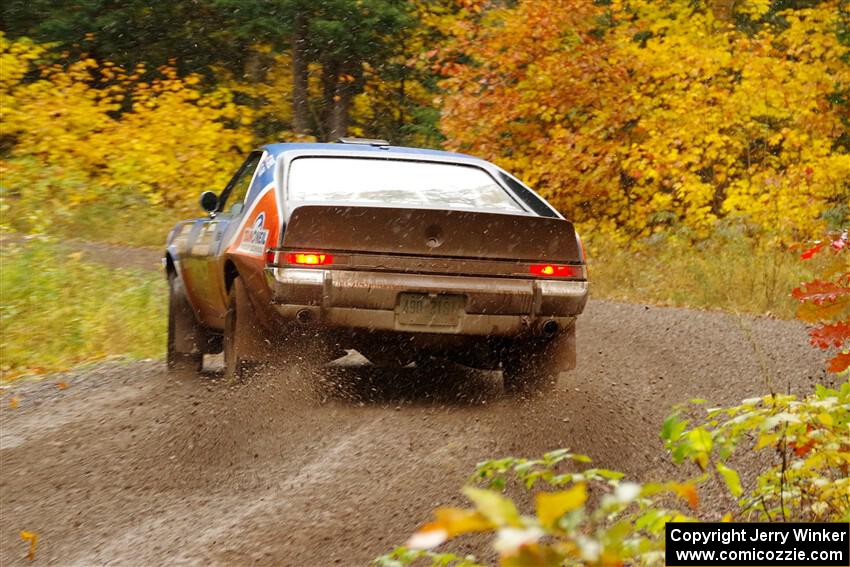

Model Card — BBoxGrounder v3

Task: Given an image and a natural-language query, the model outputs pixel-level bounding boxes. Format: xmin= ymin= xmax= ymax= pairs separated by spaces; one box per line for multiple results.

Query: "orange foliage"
xmin=793 ymin=232 xmax=850 ymax=374
xmin=439 ymin=0 xmax=850 ymax=241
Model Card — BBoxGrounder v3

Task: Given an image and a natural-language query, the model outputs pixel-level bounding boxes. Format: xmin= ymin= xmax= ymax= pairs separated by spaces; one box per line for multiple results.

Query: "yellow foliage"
xmin=19 ymin=530 xmax=37 ymax=561
xmin=212 ymin=50 xmax=317 ymax=143
xmin=535 ymin=483 xmax=587 ymax=528
xmin=440 ymin=1 xmax=850 ymax=240
xmin=0 ymin=32 xmax=253 ymax=228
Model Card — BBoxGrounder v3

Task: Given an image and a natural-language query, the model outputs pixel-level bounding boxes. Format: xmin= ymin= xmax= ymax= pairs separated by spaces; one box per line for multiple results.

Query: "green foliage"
xmin=0 ymin=0 xmax=234 ymax=76
xmin=377 ymin=380 xmax=850 ymax=565
xmin=1 ymin=180 xmax=175 ymax=248
xmin=375 ymin=449 xmax=697 ymax=566
xmin=307 ymin=0 xmax=412 ymax=63
xmin=663 ymin=383 xmax=850 ymax=522
xmin=375 ymin=549 xmax=484 ymax=567
xmin=0 ymin=238 xmax=166 ymax=380
xmin=42 ymin=199 xmax=176 ymax=249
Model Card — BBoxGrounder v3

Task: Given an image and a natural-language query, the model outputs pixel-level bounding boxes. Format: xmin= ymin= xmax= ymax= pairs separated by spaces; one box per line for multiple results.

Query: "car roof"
xmin=262 ymin=142 xmax=489 ymax=165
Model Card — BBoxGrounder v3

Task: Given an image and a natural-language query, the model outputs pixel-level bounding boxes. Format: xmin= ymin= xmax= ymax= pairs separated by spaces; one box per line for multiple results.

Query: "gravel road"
xmin=0 ymin=299 xmax=836 ymax=566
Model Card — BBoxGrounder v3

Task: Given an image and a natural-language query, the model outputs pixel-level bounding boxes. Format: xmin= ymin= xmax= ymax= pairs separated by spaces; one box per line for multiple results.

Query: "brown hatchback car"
xmin=164 ymin=139 xmax=588 ymax=391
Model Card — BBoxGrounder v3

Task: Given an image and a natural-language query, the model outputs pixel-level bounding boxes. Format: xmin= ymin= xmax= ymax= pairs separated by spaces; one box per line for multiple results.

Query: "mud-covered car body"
xmin=165 ymin=141 xmax=588 ymax=389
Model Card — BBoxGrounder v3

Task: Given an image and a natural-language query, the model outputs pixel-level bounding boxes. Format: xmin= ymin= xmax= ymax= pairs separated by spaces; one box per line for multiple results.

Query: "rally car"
xmin=164 ymin=139 xmax=588 ymax=391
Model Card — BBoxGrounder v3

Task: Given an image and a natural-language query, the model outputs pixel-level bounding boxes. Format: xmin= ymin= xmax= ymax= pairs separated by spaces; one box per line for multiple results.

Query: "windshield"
xmin=287 ymin=157 xmax=523 ymax=212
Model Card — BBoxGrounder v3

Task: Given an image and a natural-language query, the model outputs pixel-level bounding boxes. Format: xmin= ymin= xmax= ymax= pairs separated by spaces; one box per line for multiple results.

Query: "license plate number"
xmin=396 ymin=293 xmax=465 ymax=327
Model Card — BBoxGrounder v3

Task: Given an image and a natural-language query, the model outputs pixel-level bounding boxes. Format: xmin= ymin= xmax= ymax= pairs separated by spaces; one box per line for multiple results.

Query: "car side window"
xmin=220 ymin=152 xmax=262 ymax=215
xmin=498 ymin=173 xmax=559 ymax=218
xmin=246 ymin=151 xmax=276 ymax=204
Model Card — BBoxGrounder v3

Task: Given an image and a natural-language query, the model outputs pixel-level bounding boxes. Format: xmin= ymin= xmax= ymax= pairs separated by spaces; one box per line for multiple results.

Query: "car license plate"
xmin=396 ymin=293 xmax=465 ymax=327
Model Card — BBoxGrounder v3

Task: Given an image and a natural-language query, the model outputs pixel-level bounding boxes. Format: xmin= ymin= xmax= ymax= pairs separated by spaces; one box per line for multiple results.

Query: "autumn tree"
xmin=349 ymin=0 xmax=488 ymax=146
xmin=0 ymin=33 xmax=252 ymax=228
xmin=439 ymin=0 xmax=850 ymax=241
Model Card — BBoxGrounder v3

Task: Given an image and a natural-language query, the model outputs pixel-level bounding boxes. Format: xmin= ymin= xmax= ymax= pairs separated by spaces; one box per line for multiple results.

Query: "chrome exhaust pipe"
xmin=295 ymin=309 xmax=313 ymax=325
xmin=541 ymin=319 xmax=559 ymax=337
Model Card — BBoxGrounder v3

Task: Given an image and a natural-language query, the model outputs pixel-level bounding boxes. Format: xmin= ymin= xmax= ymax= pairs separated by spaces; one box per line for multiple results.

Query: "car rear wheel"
xmin=167 ymin=273 xmax=205 ymax=373
xmin=224 ymin=276 xmax=266 ymax=380
xmin=502 ymin=326 xmax=576 ymax=394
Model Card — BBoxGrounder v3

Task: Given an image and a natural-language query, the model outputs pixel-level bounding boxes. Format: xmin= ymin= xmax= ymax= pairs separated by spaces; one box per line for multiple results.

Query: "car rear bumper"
xmin=263 ymin=267 xmax=588 ymax=337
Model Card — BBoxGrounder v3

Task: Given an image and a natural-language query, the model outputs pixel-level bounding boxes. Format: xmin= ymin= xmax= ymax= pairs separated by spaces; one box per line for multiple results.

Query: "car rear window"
xmin=288 ymin=157 xmax=523 ymax=213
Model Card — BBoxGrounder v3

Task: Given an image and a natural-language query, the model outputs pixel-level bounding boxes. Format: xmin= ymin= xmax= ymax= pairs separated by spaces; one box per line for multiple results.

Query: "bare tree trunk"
xmin=292 ymin=12 xmax=310 ymax=135
xmin=397 ymin=35 xmax=407 ymax=142
xmin=329 ymin=81 xmax=353 ymax=140
xmin=243 ymin=50 xmax=264 ymax=82
xmin=320 ymin=62 xmax=339 ymax=140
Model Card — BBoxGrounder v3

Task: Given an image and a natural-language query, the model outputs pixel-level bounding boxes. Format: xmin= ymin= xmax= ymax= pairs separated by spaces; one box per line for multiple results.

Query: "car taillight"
xmin=529 ymin=264 xmax=578 ymax=277
xmin=285 ymin=252 xmax=333 ymax=266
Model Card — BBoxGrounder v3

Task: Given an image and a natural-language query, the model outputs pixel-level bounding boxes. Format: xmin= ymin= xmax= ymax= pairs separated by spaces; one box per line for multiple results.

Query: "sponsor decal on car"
xmin=238 ymin=212 xmax=269 ymax=256
xmin=257 ymin=152 xmax=276 ymax=177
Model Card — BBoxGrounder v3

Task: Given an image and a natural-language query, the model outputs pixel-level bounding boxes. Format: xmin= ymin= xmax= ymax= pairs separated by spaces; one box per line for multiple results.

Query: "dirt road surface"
xmin=0 ymin=300 xmax=835 ymax=566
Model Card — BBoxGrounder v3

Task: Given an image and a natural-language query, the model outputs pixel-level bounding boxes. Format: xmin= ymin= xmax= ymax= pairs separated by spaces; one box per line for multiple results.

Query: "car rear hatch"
xmin=266 ymin=205 xmax=587 ymax=325
xmin=275 ymin=205 xmax=583 ymax=269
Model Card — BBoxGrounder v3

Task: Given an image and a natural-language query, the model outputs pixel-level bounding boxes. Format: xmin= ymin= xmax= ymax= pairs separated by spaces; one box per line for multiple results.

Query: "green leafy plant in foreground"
xmin=376 ymin=382 xmax=850 ymax=566
xmin=663 ymin=382 xmax=850 ymax=523
xmin=375 ymin=450 xmax=698 ymax=566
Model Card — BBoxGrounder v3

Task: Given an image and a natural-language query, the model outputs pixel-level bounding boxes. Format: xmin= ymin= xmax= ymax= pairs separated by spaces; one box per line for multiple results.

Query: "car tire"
xmin=224 ymin=276 xmax=265 ymax=380
xmin=167 ymin=273 xmax=205 ymax=373
xmin=502 ymin=325 xmax=576 ymax=394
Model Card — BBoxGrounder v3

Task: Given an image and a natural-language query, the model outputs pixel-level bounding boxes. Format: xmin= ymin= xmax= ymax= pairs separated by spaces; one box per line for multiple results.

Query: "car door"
xmin=206 ymin=151 xmax=267 ymax=321
xmin=185 ymin=151 xmax=263 ymax=328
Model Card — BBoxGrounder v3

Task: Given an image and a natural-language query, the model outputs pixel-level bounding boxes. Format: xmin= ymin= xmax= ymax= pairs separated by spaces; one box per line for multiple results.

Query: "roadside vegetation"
xmin=40 ymin=197 xmax=177 ymax=249
xmin=376 ymin=233 xmax=850 ymax=565
xmin=587 ymin=227 xmax=824 ymax=319
xmin=0 ymin=239 xmax=166 ymax=381
xmin=375 ymin=380 xmax=850 ymax=566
